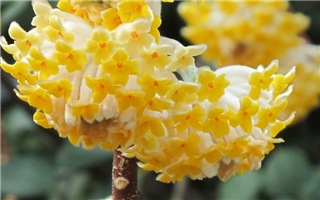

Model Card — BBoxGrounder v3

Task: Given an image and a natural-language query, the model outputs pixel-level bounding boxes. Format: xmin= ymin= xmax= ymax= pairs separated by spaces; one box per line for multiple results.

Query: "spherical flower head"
xmin=0 ymin=0 xmax=205 ymax=150
xmin=1 ymin=0 xmax=295 ymax=184
xmin=277 ymin=44 xmax=320 ymax=123
xmin=178 ymin=0 xmax=310 ymax=67
xmin=124 ymin=60 xmax=295 ymax=182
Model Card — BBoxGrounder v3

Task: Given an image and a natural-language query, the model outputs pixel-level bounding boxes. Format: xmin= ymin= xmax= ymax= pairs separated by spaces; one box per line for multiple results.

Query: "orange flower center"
xmin=131 ymin=31 xmax=139 ymax=39
xmin=99 ymin=42 xmax=107 ymax=48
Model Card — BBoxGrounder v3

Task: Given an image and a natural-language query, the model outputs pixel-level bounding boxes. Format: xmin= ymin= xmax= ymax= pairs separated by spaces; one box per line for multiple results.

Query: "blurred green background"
xmin=1 ymin=1 xmax=319 ymax=200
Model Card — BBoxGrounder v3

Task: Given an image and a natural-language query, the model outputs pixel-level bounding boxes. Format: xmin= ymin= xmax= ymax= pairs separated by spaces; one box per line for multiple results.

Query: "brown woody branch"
xmin=112 ymin=148 xmax=139 ymax=200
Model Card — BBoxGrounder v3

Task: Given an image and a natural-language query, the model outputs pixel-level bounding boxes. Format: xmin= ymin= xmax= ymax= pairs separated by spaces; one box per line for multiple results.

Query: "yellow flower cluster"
xmin=179 ymin=0 xmax=319 ymax=124
xmin=277 ymin=44 xmax=320 ymax=122
xmin=1 ymin=0 xmax=295 ymax=182
xmin=178 ymin=0 xmax=309 ymax=67
xmin=57 ymin=0 xmax=163 ymax=41
xmin=0 ymin=0 xmax=205 ymax=150
xmin=125 ymin=61 xmax=295 ymax=182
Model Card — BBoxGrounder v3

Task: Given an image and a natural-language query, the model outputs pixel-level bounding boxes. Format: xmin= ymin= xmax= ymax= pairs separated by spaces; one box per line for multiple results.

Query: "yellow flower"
xmin=138 ymin=73 xmax=173 ymax=100
xmin=18 ymin=87 xmax=53 ymax=114
xmin=140 ymin=44 xmax=174 ymax=71
xmin=39 ymin=79 xmax=73 ymax=101
xmin=72 ymin=103 xmax=100 ymax=120
xmin=85 ymin=75 xmax=118 ymax=103
xmin=135 ymin=115 xmax=166 ymax=138
xmin=197 ymin=68 xmax=229 ymax=103
xmin=178 ymin=0 xmax=309 ymax=67
xmin=84 ymin=28 xmax=116 ymax=65
xmin=27 ymin=47 xmax=59 ymax=80
xmin=172 ymin=104 xmax=206 ymax=132
xmin=115 ymin=90 xmax=145 ymax=112
xmin=118 ymin=1 xmax=152 ymax=23
xmin=101 ymin=48 xmax=140 ymax=85
xmin=165 ymin=82 xmax=199 ymax=105
xmin=248 ymin=62 xmax=278 ymax=99
xmin=1 ymin=59 xmax=36 ymax=85
xmin=145 ymin=97 xmax=172 ymax=112
xmin=170 ymin=135 xmax=202 ymax=158
xmin=204 ymin=107 xmax=232 ymax=138
xmin=33 ymin=109 xmax=53 ymax=129
xmin=116 ymin=19 xmax=155 ymax=56
xmin=102 ymin=8 xmax=122 ymax=30
xmin=157 ymin=158 xmax=203 ymax=183
xmin=44 ymin=16 xmax=74 ymax=42
xmin=168 ymin=42 xmax=207 ymax=71
xmin=1 ymin=0 xmax=296 ymax=184
xmin=256 ymin=99 xmax=288 ymax=129
xmin=4 ymin=22 xmax=42 ymax=59
xmin=231 ymin=96 xmax=259 ymax=133
xmin=54 ymin=40 xmax=87 ymax=72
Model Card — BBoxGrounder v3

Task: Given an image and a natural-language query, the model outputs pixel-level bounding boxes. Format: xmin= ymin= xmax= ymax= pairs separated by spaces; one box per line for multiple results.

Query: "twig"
xmin=112 ymin=148 xmax=139 ymax=200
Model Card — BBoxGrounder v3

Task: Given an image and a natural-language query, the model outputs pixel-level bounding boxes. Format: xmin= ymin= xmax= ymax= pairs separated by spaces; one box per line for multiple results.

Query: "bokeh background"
xmin=1 ymin=1 xmax=319 ymax=200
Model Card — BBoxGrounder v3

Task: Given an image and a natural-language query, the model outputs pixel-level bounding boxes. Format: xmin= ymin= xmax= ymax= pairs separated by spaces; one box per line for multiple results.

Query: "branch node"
xmin=114 ymin=177 xmax=129 ymax=190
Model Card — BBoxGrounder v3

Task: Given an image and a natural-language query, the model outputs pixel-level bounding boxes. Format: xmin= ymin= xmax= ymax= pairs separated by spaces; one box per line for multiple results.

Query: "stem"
xmin=112 ymin=148 xmax=139 ymax=200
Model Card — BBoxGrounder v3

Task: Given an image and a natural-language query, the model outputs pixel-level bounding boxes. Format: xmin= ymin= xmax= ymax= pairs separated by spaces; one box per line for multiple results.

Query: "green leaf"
xmin=299 ymin=167 xmax=320 ymax=200
xmin=56 ymin=142 xmax=112 ymax=170
xmin=1 ymin=155 xmax=54 ymax=197
xmin=3 ymin=106 xmax=35 ymax=136
xmin=2 ymin=105 xmax=56 ymax=153
xmin=48 ymin=170 xmax=93 ymax=200
xmin=217 ymin=170 xmax=263 ymax=200
xmin=2 ymin=105 xmax=35 ymax=138
xmin=263 ymin=146 xmax=312 ymax=198
xmin=66 ymin=172 xmax=91 ymax=200
xmin=87 ymin=179 xmax=112 ymax=199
